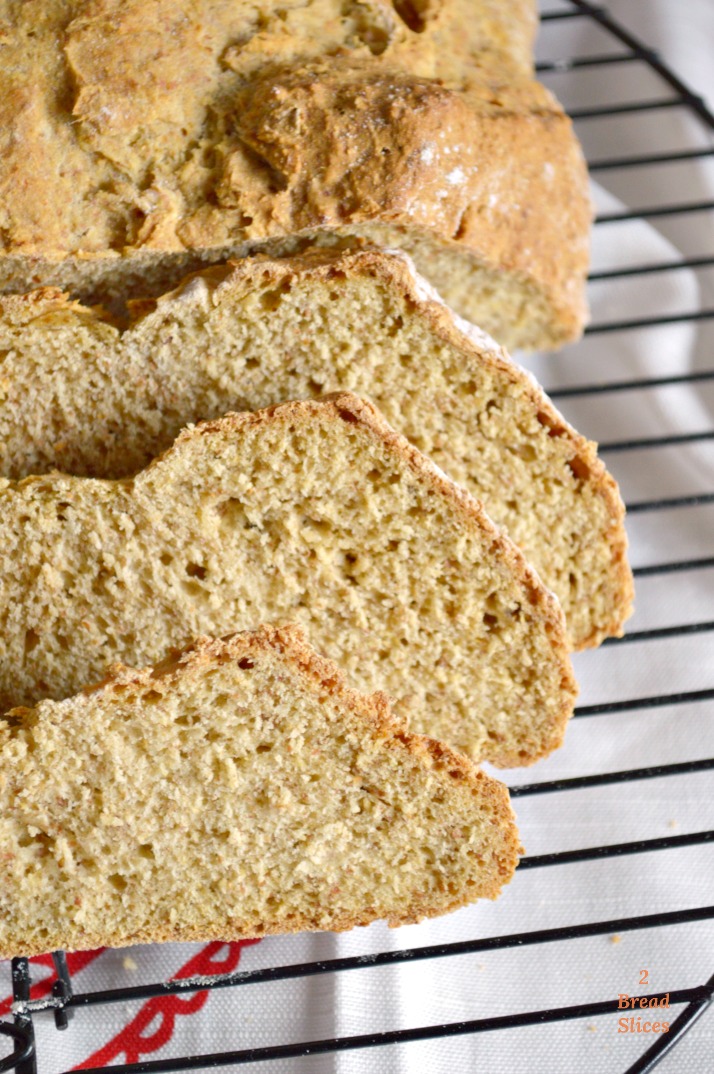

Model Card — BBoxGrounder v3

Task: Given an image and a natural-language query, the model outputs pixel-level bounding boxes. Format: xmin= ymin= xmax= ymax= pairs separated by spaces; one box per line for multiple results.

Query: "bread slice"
xmin=0 ymin=248 xmax=631 ymax=649
xmin=0 ymin=1 xmax=589 ymax=350
xmin=0 ymin=624 xmax=521 ymax=958
xmin=0 ymin=393 xmax=576 ymax=767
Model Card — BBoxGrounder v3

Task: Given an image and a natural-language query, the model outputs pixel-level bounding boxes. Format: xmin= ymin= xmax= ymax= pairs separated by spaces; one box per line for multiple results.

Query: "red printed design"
xmin=74 ymin=940 xmax=261 ymax=1069
xmin=0 ymin=950 xmax=105 ymax=1017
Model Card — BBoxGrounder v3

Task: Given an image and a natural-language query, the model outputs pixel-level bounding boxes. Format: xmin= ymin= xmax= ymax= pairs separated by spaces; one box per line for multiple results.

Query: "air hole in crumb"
xmin=257 ymin=742 xmax=274 ymax=754
xmin=1 ymin=712 xmax=26 ymax=736
xmin=160 ymin=552 xmax=173 ymax=567
xmin=185 ymin=562 xmax=207 ymax=579
xmin=19 ymin=830 xmax=55 ymax=852
xmin=175 ymin=713 xmax=197 ymax=727
xmin=108 ymin=874 xmax=128 ymax=892
xmin=483 ymin=613 xmax=497 ymax=628
xmin=138 ymin=843 xmax=155 ymax=860
xmin=259 ymin=279 xmax=292 ymax=311
xmin=260 ymin=290 xmax=282 ymax=311
xmin=337 ymin=407 xmax=359 ymax=424
xmin=393 ymin=0 xmax=428 ymax=33
xmin=238 ymin=658 xmax=255 ymax=670
xmin=56 ymin=501 xmax=71 ymax=521
xmin=142 ymin=690 xmax=163 ymax=704
xmin=537 ymin=410 xmax=566 ymax=438
xmin=245 ymin=357 xmax=260 ymax=371
xmin=24 ymin=629 xmax=40 ymax=655
xmin=567 ymin=456 xmax=591 ymax=481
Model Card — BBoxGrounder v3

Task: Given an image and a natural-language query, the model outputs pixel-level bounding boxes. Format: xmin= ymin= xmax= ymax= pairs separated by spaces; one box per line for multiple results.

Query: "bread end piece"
xmin=0 ymin=624 xmax=521 ymax=958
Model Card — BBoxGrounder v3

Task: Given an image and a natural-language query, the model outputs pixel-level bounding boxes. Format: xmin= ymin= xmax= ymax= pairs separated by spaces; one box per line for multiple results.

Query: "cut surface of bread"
xmin=0 ymin=625 xmax=521 ymax=958
xmin=0 ymin=394 xmax=576 ymax=767
xmin=0 ymin=249 xmax=631 ymax=648
xmin=0 ymin=0 xmax=589 ymax=349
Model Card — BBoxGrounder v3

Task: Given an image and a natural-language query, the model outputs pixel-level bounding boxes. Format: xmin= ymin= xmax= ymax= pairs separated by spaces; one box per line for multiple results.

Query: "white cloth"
xmin=2 ymin=4 xmax=714 ymax=1072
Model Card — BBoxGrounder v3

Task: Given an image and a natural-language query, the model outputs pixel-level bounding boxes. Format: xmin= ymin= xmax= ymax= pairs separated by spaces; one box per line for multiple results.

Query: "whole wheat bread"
xmin=0 ymin=0 xmax=589 ymax=350
xmin=0 ymin=248 xmax=631 ymax=648
xmin=0 ymin=624 xmax=521 ymax=958
xmin=0 ymin=393 xmax=576 ymax=767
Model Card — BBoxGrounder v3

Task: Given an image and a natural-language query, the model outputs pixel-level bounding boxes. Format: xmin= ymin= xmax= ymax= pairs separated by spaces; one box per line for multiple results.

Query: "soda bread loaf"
xmin=0 ymin=393 xmax=576 ymax=767
xmin=0 ymin=624 xmax=521 ymax=958
xmin=0 ymin=0 xmax=590 ymax=350
xmin=0 ymin=248 xmax=632 ymax=649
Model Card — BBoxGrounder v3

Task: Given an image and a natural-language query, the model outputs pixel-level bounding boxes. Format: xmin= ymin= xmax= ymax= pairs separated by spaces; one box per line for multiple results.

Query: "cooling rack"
xmin=1 ymin=1 xmax=714 ymax=1071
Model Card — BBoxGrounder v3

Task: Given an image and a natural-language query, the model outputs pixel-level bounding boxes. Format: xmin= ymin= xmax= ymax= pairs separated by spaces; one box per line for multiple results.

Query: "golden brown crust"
xmin=0 ymin=624 xmax=521 ymax=958
xmin=0 ymin=0 xmax=590 ymax=348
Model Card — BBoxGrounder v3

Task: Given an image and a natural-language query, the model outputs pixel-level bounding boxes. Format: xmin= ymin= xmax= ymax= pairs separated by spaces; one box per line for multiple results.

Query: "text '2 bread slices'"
xmin=0 ymin=624 xmax=521 ymax=958
xmin=0 ymin=394 xmax=576 ymax=766
xmin=0 ymin=249 xmax=632 ymax=648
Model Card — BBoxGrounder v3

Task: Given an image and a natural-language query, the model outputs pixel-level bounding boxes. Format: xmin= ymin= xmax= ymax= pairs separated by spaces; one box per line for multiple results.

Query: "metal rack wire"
xmin=1 ymin=1 xmax=713 ymax=1070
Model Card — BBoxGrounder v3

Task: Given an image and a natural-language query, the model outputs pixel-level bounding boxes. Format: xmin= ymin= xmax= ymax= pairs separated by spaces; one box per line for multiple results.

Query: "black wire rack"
xmin=2 ymin=1 xmax=714 ymax=1071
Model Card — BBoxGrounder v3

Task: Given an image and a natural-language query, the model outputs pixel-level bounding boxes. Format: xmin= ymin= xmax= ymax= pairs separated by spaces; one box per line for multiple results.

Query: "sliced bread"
xmin=0 ymin=393 xmax=576 ymax=767
xmin=0 ymin=249 xmax=631 ymax=648
xmin=0 ymin=1 xmax=589 ymax=350
xmin=0 ymin=624 xmax=521 ymax=958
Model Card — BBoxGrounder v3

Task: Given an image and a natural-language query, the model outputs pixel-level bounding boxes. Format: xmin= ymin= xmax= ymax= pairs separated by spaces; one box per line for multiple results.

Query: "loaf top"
xmin=0 ymin=623 xmax=521 ymax=957
xmin=0 ymin=1 xmax=589 ymax=346
xmin=0 ymin=0 xmax=545 ymax=259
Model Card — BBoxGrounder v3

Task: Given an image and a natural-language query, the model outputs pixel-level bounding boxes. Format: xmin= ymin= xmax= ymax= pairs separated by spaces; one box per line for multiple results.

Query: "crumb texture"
xmin=0 ymin=394 xmax=576 ymax=766
xmin=0 ymin=249 xmax=632 ymax=646
xmin=0 ymin=0 xmax=590 ymax=348
xmin=0 ymin=625 xmax=521 ymax=958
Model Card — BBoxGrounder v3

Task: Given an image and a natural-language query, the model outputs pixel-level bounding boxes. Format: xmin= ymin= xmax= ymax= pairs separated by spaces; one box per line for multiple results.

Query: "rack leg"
xmin=51 ymin=952 xmax=73 ymax=1031
xmin=10 ymin=960 xmax=36 ymax=1074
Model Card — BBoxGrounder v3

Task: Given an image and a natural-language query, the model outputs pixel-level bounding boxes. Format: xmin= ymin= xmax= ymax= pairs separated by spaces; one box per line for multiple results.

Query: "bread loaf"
xmin=0 ymin=624 xmax=521 ymax=958
xmin=0 ymin=248 xmax=631 ymax=648
xmin=0 ymin=0 xmax=589 ymax=350
xmin=0 ymin=393 xmax=576 ymax=766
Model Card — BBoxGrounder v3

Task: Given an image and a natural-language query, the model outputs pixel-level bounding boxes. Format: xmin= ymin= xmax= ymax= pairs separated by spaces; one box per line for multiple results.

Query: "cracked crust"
xmin=0 ymin=0 xmax=590 ymax=349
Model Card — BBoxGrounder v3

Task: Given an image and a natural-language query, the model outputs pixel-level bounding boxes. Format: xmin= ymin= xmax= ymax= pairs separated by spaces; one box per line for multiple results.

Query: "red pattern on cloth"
xmin=74 ymin=940 xmax=261 ymax=1069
